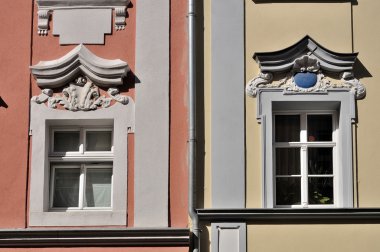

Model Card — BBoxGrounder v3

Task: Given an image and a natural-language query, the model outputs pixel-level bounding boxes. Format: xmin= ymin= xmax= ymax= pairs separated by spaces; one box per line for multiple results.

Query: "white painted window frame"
xmin=256 ymin=89 xmax=355 ymax=208
xmin=273 ymin=111 xmax=337 ymax=208
xmin=29 ymin=102 xmax=134 ymax=226
xmin=50 ymin=163 xmax=113 ymax=211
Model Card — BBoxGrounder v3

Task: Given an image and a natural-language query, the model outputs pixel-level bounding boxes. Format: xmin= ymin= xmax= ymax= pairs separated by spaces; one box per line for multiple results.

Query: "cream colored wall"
xmin=245 ymin=1 xmax=353 ymax=207
xmin=248 ymin=224 xmax=380 ymax=252
xmin=353 ymin=0 xmax=380 ymax=207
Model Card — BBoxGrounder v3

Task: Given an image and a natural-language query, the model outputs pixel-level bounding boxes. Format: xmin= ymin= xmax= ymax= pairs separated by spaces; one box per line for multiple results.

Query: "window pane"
xmin=308 ymin=177 xmax=334 ymax=205
xmin=54 ymin=131 xmax=80 ymax=152
xmin=85 ymin=168 xmax=112 ymax=207
xmin=276 ymin=177 xmax=301 ymax=205
xmin=275 ymin=115 xmax=300 ymax=142
xmin=86 ymin=131 xmax=112 ymax=151
xmin=53 ymin=168 xmax=80 ymax=208
xmin=307 ymin=115 xmax=332 ymax=141
xmin=276 ymin=148 xmax=300 ymax=175
xmin=308 ymin=148 xmax=333 ymax=174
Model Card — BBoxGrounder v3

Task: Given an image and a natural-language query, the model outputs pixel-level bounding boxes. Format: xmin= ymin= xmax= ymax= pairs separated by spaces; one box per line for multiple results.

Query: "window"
xmin=29 ymin=102 xmax=134 ymax=226
xmin=49 ymin=127 xmax=113 ymax=210
xmin=274 ymin=112 xmax=336 ymax=208
xmin=257 ymin=91 xmax=354 ymax=208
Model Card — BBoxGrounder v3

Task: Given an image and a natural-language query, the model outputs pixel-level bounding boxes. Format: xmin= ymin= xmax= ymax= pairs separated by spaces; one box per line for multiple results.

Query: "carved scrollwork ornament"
xmin=37 ymin=10 xmax=50 ymax=36
xmin=31 ymin=76 xmax=129 ymax=111
xmin=246 ymin=72 xmax=273 ymax=97
xmin=339 ymin=71 xmax=366 ymax=99
xmin=245 ymin=55 xmax=366 ymax=100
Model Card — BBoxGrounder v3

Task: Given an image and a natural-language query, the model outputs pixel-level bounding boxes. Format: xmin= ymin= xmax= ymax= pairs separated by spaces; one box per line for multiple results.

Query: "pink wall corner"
xmin=170 ymin=0 xmax=189 ymax=227
xmin=0 ymin=0 xmax=33 ymax=228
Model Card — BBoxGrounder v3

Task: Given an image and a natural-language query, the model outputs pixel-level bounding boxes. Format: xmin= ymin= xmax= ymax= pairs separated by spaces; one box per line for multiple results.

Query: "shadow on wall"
xmin=354 ymin=59 xmax=372 ymax=80
xmin=0 ymin=97 xmax=8 ymax=108
xmin=196 ymin=0 xmax=206 ymax=209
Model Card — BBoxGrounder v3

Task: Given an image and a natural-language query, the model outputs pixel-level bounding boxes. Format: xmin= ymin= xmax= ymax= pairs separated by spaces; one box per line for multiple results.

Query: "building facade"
xmin=1 ymin=1 xmax=380 ymax=252
xmin=198 ymin=0 xmax=380 ymax=252
xmin=0 ymin=0 xmax=189 ymax=251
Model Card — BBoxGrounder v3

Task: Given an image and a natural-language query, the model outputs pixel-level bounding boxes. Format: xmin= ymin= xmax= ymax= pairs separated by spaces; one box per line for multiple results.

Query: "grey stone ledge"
xmin=197 ymin=208 xmax=380 ymax=221
xmin=0 ymin=228 xmax=190 ymax=247
xmin=37 ymin=0 xmax=130 ymax=8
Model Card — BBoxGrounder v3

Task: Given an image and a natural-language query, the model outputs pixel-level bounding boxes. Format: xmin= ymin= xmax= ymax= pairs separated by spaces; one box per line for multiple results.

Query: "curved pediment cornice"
xmin=247 ymin=36 xmax=366 ymax=99
xmin=254 ymin=35 xmax=358 ymax=73
xmin=30 ymin=44 xmax=130 ymax=89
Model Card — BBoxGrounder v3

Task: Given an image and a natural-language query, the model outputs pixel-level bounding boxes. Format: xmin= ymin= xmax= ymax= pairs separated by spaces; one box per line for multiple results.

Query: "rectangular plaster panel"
xmin=212 ymin=223 xmax=247 ymax=252
xmin=134 ymin=0 xmax=169 ymax=227
xmin=211 ymin=0 xmax=245 ymax=208
xmin=53 ymin=9 xmax=111 ymax=44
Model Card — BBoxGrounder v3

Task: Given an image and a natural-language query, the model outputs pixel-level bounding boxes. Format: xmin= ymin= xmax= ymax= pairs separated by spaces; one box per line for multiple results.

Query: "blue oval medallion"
xmin=293 ymin=72 xmax=317 ymax=88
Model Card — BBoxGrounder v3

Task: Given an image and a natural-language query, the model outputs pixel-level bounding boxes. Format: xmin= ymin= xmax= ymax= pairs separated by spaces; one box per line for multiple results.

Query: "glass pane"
xmin=308 ymin=148 xmax=333 ymax=174
xmin=308 ymin=177 xmax=334 ymax=205
xmin=307 ymin=115 xmax=333 ymax=141
xmin=54 ymin=131 xmax=80 ymax=152
xmin=276 ymin=148 xmax=300 ymax=175
xmin=53 ymin=168 xmax=80 ymax=208
xmin=85 ymin=168 xmax=112 ymax=207
xmin=275 ymin=115 xmax=300 ymax=142
xmin=86 ymin=131 xmax=112 ymax=151
xmin=276 ymin=177 xmax=301 ymax=205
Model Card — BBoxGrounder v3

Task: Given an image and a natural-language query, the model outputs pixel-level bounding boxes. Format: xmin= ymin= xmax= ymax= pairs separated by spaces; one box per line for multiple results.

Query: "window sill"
xmin=197 ymin=208 xmax=380 ymax=222
xmin=29 ymin=210 xmax=126 ymax=226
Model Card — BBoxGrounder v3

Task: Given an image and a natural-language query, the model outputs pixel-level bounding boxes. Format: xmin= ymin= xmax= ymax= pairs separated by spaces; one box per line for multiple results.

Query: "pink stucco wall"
xmin=0 ymin=0 xmax=33 ymax=228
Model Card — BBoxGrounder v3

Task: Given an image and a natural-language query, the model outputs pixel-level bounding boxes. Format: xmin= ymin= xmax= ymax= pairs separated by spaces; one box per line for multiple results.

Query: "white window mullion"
xmin=79 ymin=127 xmax=84 ymax=154
xmin=78 ymin=164 xmax=85 ymax=209
xmin=300 ymin=113 xmax=307 ymax=207
xmin=49 ymin=167 xmax=56 ymax=209
xmin=301 ymin=145 xmax=308 ymax=207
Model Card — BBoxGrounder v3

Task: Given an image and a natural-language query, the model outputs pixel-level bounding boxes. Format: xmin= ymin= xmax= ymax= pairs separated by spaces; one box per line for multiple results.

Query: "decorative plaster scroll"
xmin=246 ymin=72 xmax=273 ymax=97
xmin=37 ymin=10 xmax=50 ymax=35
xmin=115 ymin=7 xmax=127 ymax=30
xmin=293 ymin=55 xmax=320 ymax=73
xmin=32 ymin=76 xmax=128 ymax=111
xmin=246 ymin=37 xmax=366 ymax=100
xmin=339 ymin=72 xmax=366 ymax=99
xmin=36 ymin=0 xmax=130 ymax=36
xmin=30 ymin=44 xmax=130 ymax=89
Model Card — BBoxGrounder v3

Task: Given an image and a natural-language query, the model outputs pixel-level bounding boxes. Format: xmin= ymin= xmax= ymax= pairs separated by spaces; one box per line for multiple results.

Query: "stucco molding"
xmin=31 ymin=77 xmax=128 ymax=111
xmin=36 ymin=0 xmax=130 ymax=35
xmin=0 ymin=228 xmax=190 ymax=247
xmin=30 ymin=44 xmax=130 ymax=89
xmin=246 ymin=36 xmax=366 ymax=100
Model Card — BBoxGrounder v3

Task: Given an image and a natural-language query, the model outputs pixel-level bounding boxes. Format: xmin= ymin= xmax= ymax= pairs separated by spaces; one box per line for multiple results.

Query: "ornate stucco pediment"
xmin=246 ymin=36 xmax=366 ymax=99
xmin=30 ymin=45 xmax=130 ymax=111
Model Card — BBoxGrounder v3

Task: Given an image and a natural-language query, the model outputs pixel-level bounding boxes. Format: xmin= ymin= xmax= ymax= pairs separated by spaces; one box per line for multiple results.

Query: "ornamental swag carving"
xmin=32 ymin=77 xmax=128 ymax=111
xmin=246 ymin=36 xmax=366 ymax=100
